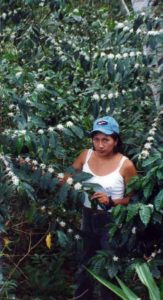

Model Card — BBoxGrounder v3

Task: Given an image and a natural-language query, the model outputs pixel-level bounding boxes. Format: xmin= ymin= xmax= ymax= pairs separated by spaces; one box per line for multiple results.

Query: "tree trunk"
xmin=119 ymin=0 xmax=130 ymax=16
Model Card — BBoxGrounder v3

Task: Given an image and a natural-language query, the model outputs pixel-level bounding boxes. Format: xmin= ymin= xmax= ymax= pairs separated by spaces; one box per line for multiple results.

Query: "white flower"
xmin=151 ymin=252 xmax=156 ymax=258
xmin=147 ymin=204 xmax=154 ymax=209
xmin=56 ymin=124 xmax=64 ymax=130
xmin=20 ymin=130 xmax=26 ymax=135
xmin=8 ymin=112 xmax=14 ymax=117
xmin=36 ymin=83 xmax=45 ymax=91
xmin=74 ymin=182 xmax=82 ymax=190
xmin=108 ymin=93 xmax=114 ymax=99
xmin=48 ymin=211 xmax=52 ymax=215
xmin=15 ymin=71 xmax=22 ymax=78
xmin=48 ymin=126 xmax=54 ymax=132
xmin=114 ymin=92 xmax=119 ymax=98
xmin=59 ymin=221 xmax=66 ymax=227
xmin=147 ymin=136 xmax=154 ymax=142
xmin=2 ymin=13 xmax=7 ymax=19
xmin=67 ymin=177 xmax=73 ymax=185
xmin=74 ymin=234 xmax=80 ymax=240
xmin=92 ymin=93 xmax=100 ymax=101
xmin=101 ymin=52 xmax=106 ymax=57
xmin=136 ymin=51 xmax=141 ymax=56
xmin=144 ymin=143 xmax=152 ymax=150
xmin=123 ymin=26 xmax=129 ymax=32
xmin=48 ymin=167 xmax=54 ymax=174
xmin=157 ymin=249 xmax=161 ymax=254
xmin=132 ymin=227 xmax=136 ymax=234
xmin=123 ymin=53 xmax=128 ymax=58
xmin=67 ymin=228 xmax=73 ymax=233
xmin=25 ymin=157 xmax=30 ymax=163
xmin=136 ymin=28 xmax=142 ymax=34
xmin=41 ymin=205 xmax=46 ymax=211
xmin=115 ymin=22 xmax=124 ymax=29
xmin=32 ymin=160 xmax=38 ymax=165
xmin=12 ymin=176 xmax=19 ymax=186
xmin=113 ymin=256 xmax=119 ymax=261
xmin=152 ymin=122 xmax=157 ymax=127
xmin=57 ymin=173 xmax=64 ymax=179
xmin=130 ymin=29 xmax=133 ymax=33
xmin=115 ymin=53 xmax=122 ymax=59
xmin=9 ymin=104 xmax=15 ymax=110
xmin=66 ymin=121 xmax=73 ymax=127
xmin=149 ymin=128 xmax=156 ymax=135
xmin=101 ymin=94 xmax=106 ymax=99
xmin=130 ymin=51 xmax=135 ymax=57
xmin=107 ymin=53 xmax=114 ymax=59
xmin=40 ymin=163 xmax=46 ymax=169
xmin=141 ymin=150 xmax=149 ymax=159
xmin=134 ymin=63 xmax=139 ymax=69
xmin=8 ymin=171 xmax=14 ymax=177
xmin=38 ymin=129 xmax=44 ymax=134
xmin=122 ymin=89 xmax=126 ymax=95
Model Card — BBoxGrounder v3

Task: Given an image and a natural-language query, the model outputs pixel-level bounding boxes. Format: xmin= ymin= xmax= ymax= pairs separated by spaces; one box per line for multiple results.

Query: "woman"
xmin=72 ymin=116 xmax=137 ymax=300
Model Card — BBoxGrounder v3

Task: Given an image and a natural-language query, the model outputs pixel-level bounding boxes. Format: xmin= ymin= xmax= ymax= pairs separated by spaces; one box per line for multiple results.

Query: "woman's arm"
xmin=59 ymin=149 xmax=88 ymax=184
xmin=72 ymin=149 xmax=88 ymax=171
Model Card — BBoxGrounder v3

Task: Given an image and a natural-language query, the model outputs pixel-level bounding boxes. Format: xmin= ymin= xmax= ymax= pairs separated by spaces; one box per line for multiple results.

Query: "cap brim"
xmin=90 ymin=129 xmax=114 ymax=136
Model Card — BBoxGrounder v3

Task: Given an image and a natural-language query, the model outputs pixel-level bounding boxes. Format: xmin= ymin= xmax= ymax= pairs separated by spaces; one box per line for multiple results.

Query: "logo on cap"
xmin=97 ymin=121 xmax=108 ymax=125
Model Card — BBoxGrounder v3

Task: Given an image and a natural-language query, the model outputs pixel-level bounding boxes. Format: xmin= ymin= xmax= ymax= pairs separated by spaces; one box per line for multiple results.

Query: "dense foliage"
xmin=0 ymin=0 xmax=163 ymax=299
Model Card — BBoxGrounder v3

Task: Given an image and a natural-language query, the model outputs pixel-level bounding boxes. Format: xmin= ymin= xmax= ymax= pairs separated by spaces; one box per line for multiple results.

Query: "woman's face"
xmin=92 ymin=132 xmax=117 ymax=156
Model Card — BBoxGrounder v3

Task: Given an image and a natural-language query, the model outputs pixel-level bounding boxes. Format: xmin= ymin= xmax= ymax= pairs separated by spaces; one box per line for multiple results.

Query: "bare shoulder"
xmin=122 ymin=157 xmax=137 ymax=179
xmin=72 ymin=149 xmax=89 ymax=170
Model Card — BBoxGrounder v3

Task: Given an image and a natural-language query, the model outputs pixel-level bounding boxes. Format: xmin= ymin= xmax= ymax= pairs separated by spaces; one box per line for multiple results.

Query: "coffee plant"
xmin=0 ymin=0 xmax=163 ymax=299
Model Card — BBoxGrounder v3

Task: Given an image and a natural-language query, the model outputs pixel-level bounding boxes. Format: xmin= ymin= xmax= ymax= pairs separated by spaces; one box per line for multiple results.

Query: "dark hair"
xmin=91 ymin=131 xmax=123 ymax=154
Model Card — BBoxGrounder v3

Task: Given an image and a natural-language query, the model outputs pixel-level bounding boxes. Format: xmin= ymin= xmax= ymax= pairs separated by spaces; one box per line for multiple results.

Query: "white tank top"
xmin=82 ymin=149 xmax=128 ymax=209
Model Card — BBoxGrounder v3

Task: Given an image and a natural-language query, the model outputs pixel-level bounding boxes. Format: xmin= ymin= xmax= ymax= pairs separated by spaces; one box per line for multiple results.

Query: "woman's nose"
xmin=99 ymin=141 xmax=104 ymax=147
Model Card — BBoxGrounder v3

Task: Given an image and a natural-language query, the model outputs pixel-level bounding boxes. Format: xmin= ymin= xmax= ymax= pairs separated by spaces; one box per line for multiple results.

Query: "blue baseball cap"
xmin=90 ymin=116 xmax=119 ymax=135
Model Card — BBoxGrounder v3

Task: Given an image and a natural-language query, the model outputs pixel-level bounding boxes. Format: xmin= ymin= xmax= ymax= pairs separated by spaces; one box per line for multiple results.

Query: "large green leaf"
xmin=86 ymin=268 xmax=128 ymax=300
xmin=116 ymin=276 xmax=139 ymax=300
xmin=154 ymin=190 xmax=163 ymax=211
xmin=139 ymin=204 xmax=152 ymax=225
xmin=126 ymin=203 xmax=140 ymax=222
xmin=135 ymin=263 xmax=161 ymax=300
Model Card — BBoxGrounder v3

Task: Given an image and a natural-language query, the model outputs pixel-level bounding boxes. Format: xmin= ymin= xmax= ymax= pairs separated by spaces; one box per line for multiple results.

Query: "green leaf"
xmin=116 ymin=276 xmax=139 ymax=300
xmin=126 ymin=203 xmax=140 ymax=222
xmin=142 ymin=156 xmax=160 ymax=167
xmin=70 ymin=125 xmax=84 ymax=139
xmin=135 ymin=263 xmax=161 ymax=300
xmin=16 ymin=137 xmax=24 ymax=154
xmin=154 ymin=190 xmax=163 ymax=211
xmin=139 ymin=204 xmax=152 ymax=226
xmin=143 ymin=182 xmax=154 ymax=199
xmin=18 ymin=182 xmax=35 ymax=201
xmin=58 ymin=183 xmax=71 ymax=204
xmin=57 ymin=230 xmax=69 ymax=248
xmin=25 ymin=203 xmax=37 ymax=223
xmin=86 ymin=268 xmax=128 ymax=300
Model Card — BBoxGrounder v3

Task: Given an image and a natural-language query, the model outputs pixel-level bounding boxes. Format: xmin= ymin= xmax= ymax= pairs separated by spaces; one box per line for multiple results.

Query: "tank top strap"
xmin=117 ymin=155 xmax=128 ymax=171
xmin=85 ymin=149 xmax=93 ymax=163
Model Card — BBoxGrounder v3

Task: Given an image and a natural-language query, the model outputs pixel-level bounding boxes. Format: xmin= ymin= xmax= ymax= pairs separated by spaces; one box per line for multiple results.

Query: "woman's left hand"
xmin=91 ymin=192 xmax=109 ymax=205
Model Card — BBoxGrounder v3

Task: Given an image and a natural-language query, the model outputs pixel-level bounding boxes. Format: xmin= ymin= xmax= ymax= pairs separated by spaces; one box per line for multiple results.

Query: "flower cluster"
xmin=0 ymin=154 xmax=19 ymax=186
xmin=2 ymin=121 xmax=74 ymax=138
xmin=147 ymin=29 xmax=163 ymax=36
xmin=100 ymin=51 xmax=142 ymax=60
xmin=138 ymin=110 xmax=163 ymax=160
xmin=66 ymin=177 xmax=82 ymax=190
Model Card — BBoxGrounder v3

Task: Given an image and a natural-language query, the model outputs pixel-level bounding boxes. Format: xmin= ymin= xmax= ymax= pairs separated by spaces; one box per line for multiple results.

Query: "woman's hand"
xmin=91 ymin=192 xmax=110 ymax=205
